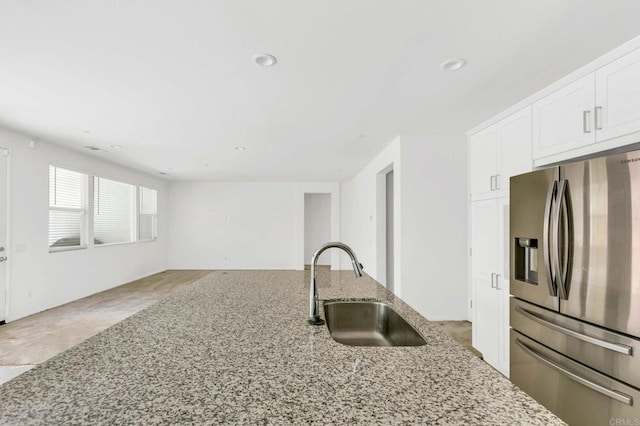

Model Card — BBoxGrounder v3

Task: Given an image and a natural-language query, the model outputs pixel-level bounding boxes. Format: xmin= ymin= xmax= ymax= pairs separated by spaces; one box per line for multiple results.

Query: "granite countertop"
xmin=0 ymin=270 xmax=564 ymax=424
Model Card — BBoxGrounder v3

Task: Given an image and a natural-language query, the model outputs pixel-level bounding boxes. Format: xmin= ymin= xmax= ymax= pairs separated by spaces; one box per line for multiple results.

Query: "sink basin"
xmin=323 ymin=301 xmax=427 ymax=347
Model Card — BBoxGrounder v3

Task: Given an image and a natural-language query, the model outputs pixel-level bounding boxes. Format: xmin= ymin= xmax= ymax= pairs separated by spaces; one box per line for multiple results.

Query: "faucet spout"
xmin=308 ymin=242 xmax=364 ymax=325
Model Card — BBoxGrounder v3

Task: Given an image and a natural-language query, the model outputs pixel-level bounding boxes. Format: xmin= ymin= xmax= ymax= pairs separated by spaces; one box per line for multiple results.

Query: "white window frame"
xmin=48 ymin=165 xmax=89 ymax=253
xmin=138 ymin=186 xmax=158 ymax=242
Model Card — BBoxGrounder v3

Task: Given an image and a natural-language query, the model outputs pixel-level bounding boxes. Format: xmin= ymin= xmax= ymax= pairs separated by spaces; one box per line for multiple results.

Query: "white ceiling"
xmin=1 ymin=1 xmax=639 ymax=181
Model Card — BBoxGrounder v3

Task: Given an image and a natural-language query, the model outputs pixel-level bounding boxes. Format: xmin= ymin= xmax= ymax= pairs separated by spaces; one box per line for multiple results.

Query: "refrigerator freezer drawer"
xmin=511 ymin=297 xmax=640 ymax=389
xmin=511 ymin=330 xmax=640 ymax=426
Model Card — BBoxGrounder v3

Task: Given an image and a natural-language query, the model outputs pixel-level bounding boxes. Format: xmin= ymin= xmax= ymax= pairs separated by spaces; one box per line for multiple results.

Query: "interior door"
xmin=0 ymin=148 xmax=7 ymax=322
xmin=560 ymin=151 xmax=640 ymax=338
xmin=510 ymin=167 xmax=559 ymax=311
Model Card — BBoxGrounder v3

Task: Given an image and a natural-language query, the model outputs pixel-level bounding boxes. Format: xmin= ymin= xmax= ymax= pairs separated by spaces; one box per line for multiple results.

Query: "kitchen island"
xmin=0 ymin=270 xmax=563 ymax=424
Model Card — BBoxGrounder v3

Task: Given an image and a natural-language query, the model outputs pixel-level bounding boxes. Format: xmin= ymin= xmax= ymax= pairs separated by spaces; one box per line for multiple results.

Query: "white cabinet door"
xmin=471 ymin=199 xmax=500 ymax=369
xmin=595 ymin=47 xmax=640 ymax=142
xmin=497 ymin=106 xmax=532 ymax=198
xmin=469 ymin=124 xmax=498 ymax=200
xmin=497 ymin=197 xmax=510 ymax=377
xmin=532 ymin=74 xmax=596 ymax=160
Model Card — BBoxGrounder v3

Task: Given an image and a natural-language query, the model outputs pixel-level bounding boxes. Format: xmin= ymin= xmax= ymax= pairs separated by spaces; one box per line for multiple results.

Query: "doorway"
xmin=0 ymin=148 xmax=8 ymax=323
xmin=376 ymin=164 xmax=395 ymax=293
xmin=304 ymin=193 xmax=331 ymax=266
xmin=385 ymin=170 xmax=394 ymax=293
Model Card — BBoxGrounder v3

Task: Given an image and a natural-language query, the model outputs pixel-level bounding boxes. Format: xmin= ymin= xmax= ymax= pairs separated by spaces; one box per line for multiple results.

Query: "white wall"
xmin=399 ymin=134 xmax=467 ymax=321
xmin=340 ymin=134 xmax=468 ymax=321
xmin=340 ymin=138 xmax=401 ymax=289
xmin=0 ymin=126 xmax=169 ymax=322
xmin=304 ymin=194 xmax=331 ymax=265
xmin=168 ymin=182 xmax=299 ymax=269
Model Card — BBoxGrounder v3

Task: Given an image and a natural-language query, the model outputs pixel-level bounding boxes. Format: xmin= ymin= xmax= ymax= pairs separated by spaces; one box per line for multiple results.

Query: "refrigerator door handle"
xmin=515 ymin=338 xmax=633 ymax=406
xmin=543 ymin=180 xmax=558 ymax=297
xmin=554 ymin=180 xmax=570 ymax=300
xmin=515 ymin=306 xmax=633 ymax=355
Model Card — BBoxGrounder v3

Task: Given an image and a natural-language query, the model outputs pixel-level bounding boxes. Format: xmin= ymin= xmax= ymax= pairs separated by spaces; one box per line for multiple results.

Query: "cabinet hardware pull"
xmin=495 ymin=174 xmax=501 ymax=190
xmin=495 ymin=273 xmax=501 ymax=290
xmin=490 ymin=273 xmax=496 ymax=288
xmin=583 ymin=110 xmax=592 ymax=133
xmin=595 ymin=106 xmax=603 ymax=130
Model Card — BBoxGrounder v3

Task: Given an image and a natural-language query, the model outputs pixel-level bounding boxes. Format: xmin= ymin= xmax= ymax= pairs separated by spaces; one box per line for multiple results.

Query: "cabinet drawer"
xmin=511 ymin=330 xmax=640 ymax=426
xmin=511 ymin=298 xmax=640 ymax=389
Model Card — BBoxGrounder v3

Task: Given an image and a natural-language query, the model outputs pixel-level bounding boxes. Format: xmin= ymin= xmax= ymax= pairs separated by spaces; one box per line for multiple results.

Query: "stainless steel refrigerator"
xmin=510 ymin=149 xmax=640 ymax=425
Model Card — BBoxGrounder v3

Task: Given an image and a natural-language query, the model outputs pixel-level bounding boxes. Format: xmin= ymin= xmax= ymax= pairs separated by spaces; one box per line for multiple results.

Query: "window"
xmin=93 ymin=176 xmax=136 ymax=245
xmin=139 ymin=186 xmax=157 ymax=241
xmin=49 ymin=166 xmax=88 ymax=250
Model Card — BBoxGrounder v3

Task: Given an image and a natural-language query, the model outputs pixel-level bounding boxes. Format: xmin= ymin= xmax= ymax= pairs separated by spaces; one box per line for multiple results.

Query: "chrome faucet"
xmin=308 ymin=242 xmax=364 ymax=325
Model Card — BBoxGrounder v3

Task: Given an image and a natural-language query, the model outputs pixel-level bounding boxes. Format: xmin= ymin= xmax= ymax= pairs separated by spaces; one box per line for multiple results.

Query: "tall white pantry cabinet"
xmin=468 ymin=106 xmax=532 ymax=377
xmin=468 ymin=37 xmax=640 ymax=377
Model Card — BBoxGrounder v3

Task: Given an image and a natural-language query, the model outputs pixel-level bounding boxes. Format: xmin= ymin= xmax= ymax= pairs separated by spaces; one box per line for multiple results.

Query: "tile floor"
xmin=436 ymin=321 xmax=482 ymax=358
xmin=0 ymin=270 xmax=210 ymax=385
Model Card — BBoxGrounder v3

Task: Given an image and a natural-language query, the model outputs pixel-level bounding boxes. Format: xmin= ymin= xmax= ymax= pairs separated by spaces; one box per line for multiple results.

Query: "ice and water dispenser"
xmin=514 ymin=237 xmax=538 ymax=284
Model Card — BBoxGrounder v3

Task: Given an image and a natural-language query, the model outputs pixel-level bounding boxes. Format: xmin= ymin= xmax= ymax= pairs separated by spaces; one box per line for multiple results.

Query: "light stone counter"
xmin=0 ymin=270 xmax=564 ymax=425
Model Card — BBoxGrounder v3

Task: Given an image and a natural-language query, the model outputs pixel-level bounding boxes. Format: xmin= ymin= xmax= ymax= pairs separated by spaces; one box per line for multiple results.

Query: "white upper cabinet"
xmin=533 ymin=46 xmax=640 ymax=162
xmin=469 ymin=106 xmax=532 ymax=200
xmin=498 ymin=106 xmax=532 ymax=197
xmin=469 ymin=124 xmax=498 ymax=199
xmin=532 ymin=74 xmax=596 ymax=160
xmin=595 ymin=47 xmax=640 ymax=142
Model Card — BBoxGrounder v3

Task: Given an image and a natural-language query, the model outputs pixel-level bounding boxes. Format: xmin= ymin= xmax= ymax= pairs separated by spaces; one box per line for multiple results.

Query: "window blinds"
xmin=49 ymin=166 xmax=87 ymax=248
xmin=139 ymin=186 xmax=157 ymax=241
xmin=93 ymin=176 xmax=136 ymax=245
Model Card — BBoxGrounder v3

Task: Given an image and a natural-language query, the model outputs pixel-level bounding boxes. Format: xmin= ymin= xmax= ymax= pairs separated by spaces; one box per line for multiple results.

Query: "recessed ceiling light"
xmin=110 ymin=144 xmax=123 ymax=149
xmin=204 ymin=163 xmax=211 ymax=167
xmin=84 ymin=145 xmax=101 ymax=151
xmin=253 ymin=53 xmax=277 ymax=67
xmin=234 ymin=146 xmax=246 ymax=151
xmin=441 ymin=58 xmax=467 ymax=71
xmin=82 ymin=130 xmax=91 ymax=134
xmin=158 ymin=171 xmax=168 ymax=175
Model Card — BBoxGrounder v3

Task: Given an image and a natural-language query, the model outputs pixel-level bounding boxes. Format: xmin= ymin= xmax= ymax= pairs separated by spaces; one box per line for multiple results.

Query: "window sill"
xmin=49 ymin=245 xmax=88 ymax=253
xmin=93 ymin=241 xmax=137 ymax=248
xmin=138 ymin=238 xmax=158 ymax=243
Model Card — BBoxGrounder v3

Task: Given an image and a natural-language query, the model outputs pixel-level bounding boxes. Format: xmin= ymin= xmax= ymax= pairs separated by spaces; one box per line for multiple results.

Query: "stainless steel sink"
xmin=323 ymin=301 xmax=427 ymax=347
